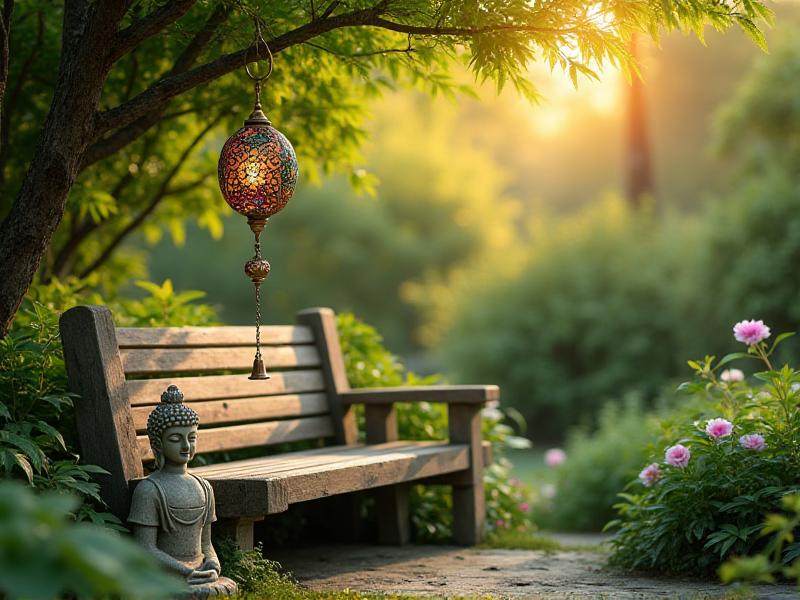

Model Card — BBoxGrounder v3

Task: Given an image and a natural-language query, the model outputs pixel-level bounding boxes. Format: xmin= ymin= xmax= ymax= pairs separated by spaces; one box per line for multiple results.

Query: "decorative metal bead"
xmin=244 ymin=258 xmax=271 ymax=285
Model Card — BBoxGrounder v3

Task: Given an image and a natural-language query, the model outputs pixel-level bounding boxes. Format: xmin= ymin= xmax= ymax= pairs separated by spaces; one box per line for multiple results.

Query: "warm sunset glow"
xmin=521 ymin=62 xmax=622 ymax=137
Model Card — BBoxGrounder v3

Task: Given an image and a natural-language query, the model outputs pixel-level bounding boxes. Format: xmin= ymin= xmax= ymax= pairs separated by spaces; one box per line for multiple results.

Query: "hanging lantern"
xmin=218 ymin=20 xmax=298 ymax=380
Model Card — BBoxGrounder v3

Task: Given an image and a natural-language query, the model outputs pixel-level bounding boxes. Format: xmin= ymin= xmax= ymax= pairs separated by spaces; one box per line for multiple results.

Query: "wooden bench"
xmin=59 ymin=305 xmax=498 ymax=550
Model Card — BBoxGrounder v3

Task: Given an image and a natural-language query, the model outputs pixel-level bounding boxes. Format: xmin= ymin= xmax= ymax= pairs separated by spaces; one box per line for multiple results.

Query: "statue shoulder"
xmin=128 ymin=478 xmax=165 ymax=527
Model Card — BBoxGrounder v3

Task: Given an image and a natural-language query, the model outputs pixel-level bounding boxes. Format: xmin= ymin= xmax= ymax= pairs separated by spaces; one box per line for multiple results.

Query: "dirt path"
xmin=272 ymin=544 xmax=796 ymax=599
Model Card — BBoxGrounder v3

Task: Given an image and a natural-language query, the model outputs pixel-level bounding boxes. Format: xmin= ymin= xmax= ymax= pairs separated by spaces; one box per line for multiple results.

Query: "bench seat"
xmin=185 ymin=441 xmax=469 ymax=518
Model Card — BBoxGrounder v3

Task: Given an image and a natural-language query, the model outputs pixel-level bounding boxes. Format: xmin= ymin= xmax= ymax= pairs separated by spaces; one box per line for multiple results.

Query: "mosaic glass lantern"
xmin=217 ymin=25 xmax=298 ymax=380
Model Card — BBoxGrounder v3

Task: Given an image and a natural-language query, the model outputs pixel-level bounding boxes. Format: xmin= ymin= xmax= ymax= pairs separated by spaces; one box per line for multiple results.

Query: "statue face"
xmin=161 ymin=425 xmax=198 ymax=466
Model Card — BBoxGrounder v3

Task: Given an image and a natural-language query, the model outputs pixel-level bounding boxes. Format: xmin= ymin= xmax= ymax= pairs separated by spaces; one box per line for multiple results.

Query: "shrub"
xmin=437 ymin=198 xmax=707 ymax=437
xmin=533 ymin=394 xmax=661 ymax=532
xmin=608 ymin=322 xmax=800 ymax=575
xmin=0 ymin=481 xmax=184 ymax=599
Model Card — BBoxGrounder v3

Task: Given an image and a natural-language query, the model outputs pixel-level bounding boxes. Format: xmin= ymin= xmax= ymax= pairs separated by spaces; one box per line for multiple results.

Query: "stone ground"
xmin=272 ymin=539 xmax=797 ymax=599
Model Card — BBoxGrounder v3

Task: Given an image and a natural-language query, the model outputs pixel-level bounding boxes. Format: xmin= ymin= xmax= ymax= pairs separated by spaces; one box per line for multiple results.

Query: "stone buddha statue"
xmin=128 ymin=385 xmax=237 ymax=598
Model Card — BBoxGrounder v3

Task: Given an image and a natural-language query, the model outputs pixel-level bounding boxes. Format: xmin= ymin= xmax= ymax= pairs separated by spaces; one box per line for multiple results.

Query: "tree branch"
xmin=109 ymin=0 xmax=196 ymax=64
xmin=93 ymin=6 xmax=569 ymax=142
xmin=79 ymin=115 xmax=221 ymax=278
xmin=92 ymin=6 xmax=387 ymax=138
xmin=0 ymin=10 xmax=42 ymax=183
xmin=318 ymin=1 xmax=341 ymax=21
xmin=0 ymin=0 xmax=15 ymax=155
xmin=49 ymin=129 xmax=160 ymax=280
xmin=80 ymin=1 xmax=230 ymax=170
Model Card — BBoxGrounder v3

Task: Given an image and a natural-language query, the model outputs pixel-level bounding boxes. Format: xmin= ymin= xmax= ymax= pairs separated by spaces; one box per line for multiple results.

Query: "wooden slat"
xmin=137 ymin=416 xmax=335 ymax=460
xmin=131 ymin=393 xmax=329 ymax=432
xmin=121 ymin=345 xmax=320 ymax=375
xmin=117 ymin=325 xmax=314 ymax=348
xmin=194 ymin=441 xmax=444 ymax=478
xmin=340 ymin=385 xmax=499 ymax=406
xmin=126 ymin=370 xmax=326 ymax=406
xmin=192 ymin=442 xmax=470 ymax=514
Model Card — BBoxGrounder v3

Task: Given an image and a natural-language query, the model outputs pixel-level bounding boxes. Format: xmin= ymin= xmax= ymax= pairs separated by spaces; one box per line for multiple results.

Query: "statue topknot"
xmin=146 ymin=385 xmax=199 ymax=463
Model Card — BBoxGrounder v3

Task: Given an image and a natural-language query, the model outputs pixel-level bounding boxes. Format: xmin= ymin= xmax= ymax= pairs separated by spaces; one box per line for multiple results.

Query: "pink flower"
xmin=733 ymin=319 xmax=771 ymax=346
xmin=706 ymin=418 xmax=734 ymax=440
xmin=495 ymin=519 xmax=506 ymax=528
xmin=739 ymin=433 xmax=767 ymax=451
xmin=638 ymin=463 xmax=662 ymax=487
xmin=720 ymin=368 xmax=744 ymax=383
xmin=545 ymin=448 xmax=566 ymax=467
xmin=518 ymin=502 xmax=530 ymax=512
xmin=665 ymin=444 xmax=691 ymax=468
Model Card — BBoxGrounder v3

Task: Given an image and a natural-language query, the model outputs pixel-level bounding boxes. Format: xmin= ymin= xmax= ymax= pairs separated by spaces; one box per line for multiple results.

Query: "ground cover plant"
xmin=608 ymin=319 xmax=800 ymax=577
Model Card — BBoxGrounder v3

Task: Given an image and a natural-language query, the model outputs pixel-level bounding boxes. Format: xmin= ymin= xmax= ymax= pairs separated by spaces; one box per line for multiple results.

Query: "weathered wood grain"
xmin=137 ymin=415 xmax=335 ymax=460
xmin=192 ymin=442 xmax=468 ymax=516
xmin=125 ymin=370 xmax=325 ymax=405
xmin=120 ymin=345 xmax=320 ymax=374
xmin=60 ymin=305 xmax=143 ymax=522
xmin=340 ymin=385 xmax=500 ymax=406
xmin=117 ymin=325 xmax=313 ymax=348
xmin=448 ymin=403 xmax=485 ymax=545
xmin=297 ymin=308 xmax=358 ymax=445
xmin=131 ymin=393 xmax=330 ymax=432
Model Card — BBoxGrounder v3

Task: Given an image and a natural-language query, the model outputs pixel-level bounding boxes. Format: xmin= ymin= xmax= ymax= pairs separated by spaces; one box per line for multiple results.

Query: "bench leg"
xmin=452 ymin=483 xmax=485 ymax=545
xmin=213 ymin=517 xmax=263 ymax=551
xmin=375 ymin=483 xmax=410 ymax=545
xmin=449 ymin=403 xmax=486 ymax=545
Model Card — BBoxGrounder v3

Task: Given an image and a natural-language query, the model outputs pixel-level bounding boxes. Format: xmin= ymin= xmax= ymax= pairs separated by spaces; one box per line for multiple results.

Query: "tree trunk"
xmin=624 ymin=33 xmax=655 ymax=208
xmin=0 ymin=1 xmax=128 ymax=336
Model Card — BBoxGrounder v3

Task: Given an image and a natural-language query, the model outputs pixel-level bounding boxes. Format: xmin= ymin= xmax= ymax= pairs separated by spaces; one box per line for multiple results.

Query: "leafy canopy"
xmin=1 ymin=0 xmax=773 ymax=287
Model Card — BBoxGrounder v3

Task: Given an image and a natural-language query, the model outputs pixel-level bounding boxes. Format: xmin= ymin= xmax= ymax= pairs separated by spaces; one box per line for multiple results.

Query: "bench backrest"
xmin=59 ymin=305 xmax=357 ymax=520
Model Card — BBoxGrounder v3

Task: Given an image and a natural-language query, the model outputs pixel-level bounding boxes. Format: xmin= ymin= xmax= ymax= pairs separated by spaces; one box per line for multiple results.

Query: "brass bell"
xmin=248 ymin=355 xmax=270 ymax=380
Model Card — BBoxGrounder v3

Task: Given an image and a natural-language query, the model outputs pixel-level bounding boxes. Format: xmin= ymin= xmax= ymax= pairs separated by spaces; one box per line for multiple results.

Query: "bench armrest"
xmin=339 ymin=385 xmax=499 ymax=406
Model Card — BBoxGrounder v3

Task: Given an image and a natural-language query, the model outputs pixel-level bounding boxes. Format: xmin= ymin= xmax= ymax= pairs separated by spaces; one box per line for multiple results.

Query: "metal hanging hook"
xmin=244 ymin=17 xmax=273 ymax=82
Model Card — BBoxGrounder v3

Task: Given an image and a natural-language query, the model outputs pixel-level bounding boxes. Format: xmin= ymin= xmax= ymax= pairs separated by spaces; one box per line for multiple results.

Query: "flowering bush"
xmin=608 ymin=320 xmax=800 ymax=575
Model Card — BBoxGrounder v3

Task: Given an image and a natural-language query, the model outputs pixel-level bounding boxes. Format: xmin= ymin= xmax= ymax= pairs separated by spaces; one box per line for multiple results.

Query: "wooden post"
xmin=296 ymin=308 xmax=358 ymax=445
xmin=213 ymin=517 xmax=263 ymax=552
xmin=366 ymin=403 xmax=410 ymax=544
xmin=59 ymin=305 xmax=143 ymax=522
xmin=448 ymin=403 xmax=485 ymax=545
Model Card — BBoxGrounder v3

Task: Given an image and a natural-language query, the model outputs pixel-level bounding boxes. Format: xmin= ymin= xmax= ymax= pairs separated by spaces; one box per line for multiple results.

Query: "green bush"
xmin=439 ymin=198 xmax=708 ymax=436
xmin=0 ymin=481 xmax=184 ymax=599
xmin=608 ymin=326 xmax=800 ymax=575
xmin=533 ymin=394 xmax=661 ymax=532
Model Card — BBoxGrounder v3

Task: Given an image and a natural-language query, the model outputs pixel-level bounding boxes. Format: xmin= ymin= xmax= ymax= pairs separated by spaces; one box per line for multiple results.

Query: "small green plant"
xmin=608 ymin=320 xmax=800 ymax=575
xmin=0 ymin=481 xmax=185 ymax=599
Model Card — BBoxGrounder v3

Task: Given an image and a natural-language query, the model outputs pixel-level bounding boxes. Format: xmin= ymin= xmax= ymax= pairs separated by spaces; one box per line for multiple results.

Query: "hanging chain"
xmin=253 ymin=233 xmax=263 ymax=359
xmin=254 ymin=283 xmax=262 ymax=359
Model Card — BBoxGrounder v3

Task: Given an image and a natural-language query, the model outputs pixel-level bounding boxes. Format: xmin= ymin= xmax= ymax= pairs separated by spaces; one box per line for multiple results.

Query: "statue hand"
xmin=187 ymin=569 xmax=219 ymax=585
xmin=199 ymin=558 xmax=221 ymax=575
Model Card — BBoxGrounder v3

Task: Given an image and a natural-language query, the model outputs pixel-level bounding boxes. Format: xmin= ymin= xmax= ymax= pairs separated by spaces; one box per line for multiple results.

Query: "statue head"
xmin=147 ymin=385 xmax=200 ymax=469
